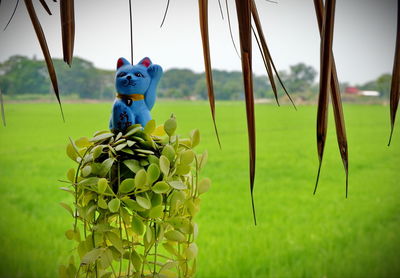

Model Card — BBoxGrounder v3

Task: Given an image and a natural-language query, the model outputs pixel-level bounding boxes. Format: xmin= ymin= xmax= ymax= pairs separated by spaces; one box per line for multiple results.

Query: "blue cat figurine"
xmin=109 ymin=57 xmax=163 ymax=132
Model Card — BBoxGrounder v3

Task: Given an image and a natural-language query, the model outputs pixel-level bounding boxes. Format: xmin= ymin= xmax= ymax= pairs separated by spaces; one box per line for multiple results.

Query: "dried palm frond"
xmin=251 ymin=0 xmax=296 ymax=108
xmin=160 ymin=0 xmax=170 ymax=28
xmin=389 ymin=0 xmax=400 ymax=146
xmin=314 ymin=0 xmax=336 ymax=195
xmin=60 ymin=0 xmax=75 ymax=66
xmin=129 ymin=0 xmax=133 ymax=63
xmin=224 ymin=0 xmax=240 ymax=58
xmin=39 ymin=0 xmax=52 ymax=15
xmin=217 ymin=0 xmax=224 ymax=19
xmin=3 ymin=0 xmax=20 ymax=31
xmin=235 ymin=0 xmax=256 ymax=225
xmin=24 ymin=0 xmax=64 ymax=120
xmin=198 ymin=0 xmax=221 ymax=148
xmin=313 ymin=0 xmax=348 ymax=197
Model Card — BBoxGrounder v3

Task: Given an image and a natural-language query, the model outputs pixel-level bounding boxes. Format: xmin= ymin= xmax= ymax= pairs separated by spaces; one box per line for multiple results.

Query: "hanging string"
xmin=129 ymin=0 xmax=134 ymax=64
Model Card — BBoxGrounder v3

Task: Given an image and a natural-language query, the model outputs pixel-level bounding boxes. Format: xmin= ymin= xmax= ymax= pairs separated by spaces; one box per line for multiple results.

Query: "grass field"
xmin=0 ymin=101 xmax=399 ymax=278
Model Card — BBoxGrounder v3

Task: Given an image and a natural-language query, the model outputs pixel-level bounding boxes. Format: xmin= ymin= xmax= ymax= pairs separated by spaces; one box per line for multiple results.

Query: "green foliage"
xmin=61 ymin=115 xmax=209 ymax=277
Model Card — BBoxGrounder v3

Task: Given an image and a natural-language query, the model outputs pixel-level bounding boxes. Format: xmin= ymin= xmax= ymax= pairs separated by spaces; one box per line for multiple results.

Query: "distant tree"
xmin=279 ymin=63 xmax=317 ymax=93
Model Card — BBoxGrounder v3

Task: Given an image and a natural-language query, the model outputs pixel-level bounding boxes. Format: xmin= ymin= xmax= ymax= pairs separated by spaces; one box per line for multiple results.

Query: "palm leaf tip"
xmin=235 ymin=0 xmax=257 ymax=224
xmin=39 ymin=0 xmax=52 ymax=15
xmin=388 ymin=0 xmax=400 ymax=146
xmin=160 ymin=0 xmax=171 ymax=28
xmin=24 ymin=0 xmax=64 ymax=121
xmin=198 ymin=0 xmax=222 ymax=148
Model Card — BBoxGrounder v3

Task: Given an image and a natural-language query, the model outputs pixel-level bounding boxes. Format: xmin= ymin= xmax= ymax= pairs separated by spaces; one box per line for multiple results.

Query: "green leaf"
xmin=60 ymin=202 xmax=74 ymax=217
xmin=144 ymin=119 xmax=156 ymax=134
xmin=131 ymin=214 xmax=145 ymax=235
xmin=198 ymin=178 xmax=211 ymax=194
xmin=90 ymin=133 xmax=114 ymax=143
xmin=119 ymin=178 xmax=135 ymax=193
xmin=136 ymin=196 xmax=151 ymax=210
xmin=122 ymin=199 xmax=146 ymax=212
xmin=78 ymin=177 xmax=100 ymax=187
xmin=123 ymin=159 xmax=141 ymax=173
xmin=99 ymin=248 xmax=113 ymax=269
xmin=164 ymin=116 xmax=177 ymax=136
xmin=135 ymin=169 xmax=147 ymax=189
xmin=198 ymin=150 xmax=208 ymax=170
xmin=106 ymin=232 xmax=123 ymax=253
xmin=184 ymin=243 xmax=198 ymax=260
xmin=164 ymin=230 xmax=186 ymax=242
xmin=148 ymin=155 xmax=159 ymax=165
xmin=151 ymin=193 xmax=163 ymax=207
xmin=65 ymin=229 xmax=74 ymax=240
xmin=92 ymin=145 xmax=104 ymax=159
xmin=131 ymin=249 xmax=142 ymax=272
xmin=81 ymin=248 xmax=103 ymax=265
xmin=121 ymin=148 xmax=134 ymax=155
xmin=152 ymin=181 xmax=170 ymax=194
xmin=190 ymin=129 xmax=200 ymax=148
xmin=108 ymin=198 xmax=120 ymax=213
xmin=67 ymin=168 xmax=75 ymax=182
xmin=135 ymin=149 xmax=154 ymax=155
xmin=168 ymin=217 xmax=190 ymax=230
xmin=169 ymin=181 xmax=187 ymax=190
xmin=161 ymin=144 xmax=175 ymax=162
xmin=66 ymin=143 xmax=78 ymax=162
xmin=127 ymin=140 xmax=136 ymax=147
xmin=98 ymin=197 xmax=108 ymax=209
xmin=124 ymin=126 xmax=141 ymax=137
xmin=98 ymin=158 xmax=115 ymax=177
xmin=147 ymin=164 xmax=160 ymax=185
xmin=114 ymin=143 xmax=127 ymax=151
xmin=175 ymin=164 xmax=191 ymax=175
xmin=149 ymin=205 xmax=163 ymax=218
xmin=159 ymin=155 xmax=170 ymax=176
xmin=97 ymin=178 xmax=108 ymax=194
xmin=163 ymin=242 xmax=178 ymax=256
xmin=75 ymin=137 xmax=91 ymax=148
xmin=180 ymin=150 xmax=195 ymax=165
xmin=81 ymin=165 xmax=92 ymax=177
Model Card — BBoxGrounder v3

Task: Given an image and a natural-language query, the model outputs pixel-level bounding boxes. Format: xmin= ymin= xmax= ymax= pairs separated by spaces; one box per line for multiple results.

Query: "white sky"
xmin=0 ymin=0 xmax=397 ymax=84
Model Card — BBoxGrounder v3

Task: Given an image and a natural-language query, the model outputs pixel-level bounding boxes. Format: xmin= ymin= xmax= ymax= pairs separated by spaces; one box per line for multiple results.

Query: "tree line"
xmin=0 ymin=55 xmax=391 ymax=101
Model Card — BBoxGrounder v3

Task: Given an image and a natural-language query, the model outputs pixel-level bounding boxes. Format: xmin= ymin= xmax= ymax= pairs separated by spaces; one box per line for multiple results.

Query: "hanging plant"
xmin=60 ymin=115 xmax=210 ymax=278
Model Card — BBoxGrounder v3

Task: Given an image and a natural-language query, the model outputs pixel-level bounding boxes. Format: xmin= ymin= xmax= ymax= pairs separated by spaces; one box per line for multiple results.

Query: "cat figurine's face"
xmin=115 ymin=57 xmax=152 ymax=95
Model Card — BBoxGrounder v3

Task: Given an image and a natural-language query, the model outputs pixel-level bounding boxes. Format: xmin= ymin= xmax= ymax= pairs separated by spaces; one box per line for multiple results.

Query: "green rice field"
xmin=0 ymin=101 xmax=399 ymax=278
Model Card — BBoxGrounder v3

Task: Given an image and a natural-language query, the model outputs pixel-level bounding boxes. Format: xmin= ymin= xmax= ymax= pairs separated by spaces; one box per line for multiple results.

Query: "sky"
xmin=0 ymin=0 xmax=397 ymax=84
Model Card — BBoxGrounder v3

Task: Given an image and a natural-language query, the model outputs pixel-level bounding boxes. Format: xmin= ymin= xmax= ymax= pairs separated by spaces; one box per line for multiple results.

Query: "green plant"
xmin=60 ymin=115 xmax=210 ymax=278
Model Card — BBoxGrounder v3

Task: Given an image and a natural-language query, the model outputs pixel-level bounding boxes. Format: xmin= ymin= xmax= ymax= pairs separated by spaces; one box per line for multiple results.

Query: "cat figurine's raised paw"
xmin=109 ymin=57 xmax=163 ymax=133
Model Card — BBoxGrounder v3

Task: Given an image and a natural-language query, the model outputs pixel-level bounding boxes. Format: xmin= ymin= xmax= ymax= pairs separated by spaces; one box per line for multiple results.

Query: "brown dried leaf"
xmin=388 ymin=1 xmax=400 ymax=146
xmin=224 ymin=0 xmax=240 ymax=58
xmin=39 ymin=0 xmax=52 ymax=15
xmin=60 ymin=0 xmax=75 ymax=66
xmin=251 ymin=0 xmax=296 ymax=109
xmin=314 ymin=0 xmax=336 ymax=194
xmin=24 ymin=0 xmax=64 ymax=120
xmin=198 ymin=0 xmax=221 ymax=148
xmin=160 ymin=0 xmax=170 ymax=28
xmin=3 ymin=0 xmax=20 ymax=31
xmin=235 ymin=0 xmax=256 ymax=225
xmin=313 ymin=0 xmax=348 ymax=197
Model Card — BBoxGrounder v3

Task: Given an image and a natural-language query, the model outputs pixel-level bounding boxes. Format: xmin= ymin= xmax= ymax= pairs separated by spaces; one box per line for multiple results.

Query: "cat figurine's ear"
xmin=117 ymin=57 xmax=131 ymax=69
xmin=138 ymin=57 xmax=152 ymax=68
